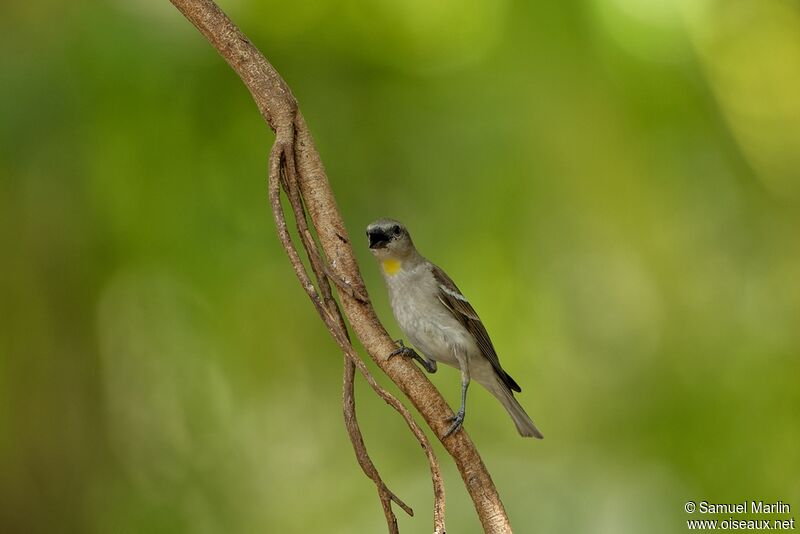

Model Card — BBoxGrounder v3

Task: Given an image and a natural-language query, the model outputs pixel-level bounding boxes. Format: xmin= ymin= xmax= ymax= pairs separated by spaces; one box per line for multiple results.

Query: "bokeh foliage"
xmin=1 ymin=0 xmax=799 ymax=532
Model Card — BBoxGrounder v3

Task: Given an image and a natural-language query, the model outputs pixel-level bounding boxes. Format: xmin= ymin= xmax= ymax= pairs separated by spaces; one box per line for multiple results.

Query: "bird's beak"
xmin=367 ymin=229 xmax=389 ymax=249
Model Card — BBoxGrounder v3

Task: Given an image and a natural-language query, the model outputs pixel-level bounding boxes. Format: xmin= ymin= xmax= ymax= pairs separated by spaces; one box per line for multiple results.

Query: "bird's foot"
xmin=388 ymin=340 xmax=437 ymax=373
xmin=443 ymin=409 xmax=465 ymax=438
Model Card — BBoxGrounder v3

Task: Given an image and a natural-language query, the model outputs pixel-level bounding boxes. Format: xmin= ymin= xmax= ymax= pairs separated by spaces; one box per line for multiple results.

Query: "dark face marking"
xmin=367 ymin=221 xmax=407 ymax=250
xmin=367 ymin=227 xmax=390 ymax=249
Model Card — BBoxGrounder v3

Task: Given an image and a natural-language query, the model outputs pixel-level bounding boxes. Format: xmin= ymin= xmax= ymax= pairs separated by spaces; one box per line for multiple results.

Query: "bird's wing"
xmin=431 ymin=264 xmax=521 ymax=392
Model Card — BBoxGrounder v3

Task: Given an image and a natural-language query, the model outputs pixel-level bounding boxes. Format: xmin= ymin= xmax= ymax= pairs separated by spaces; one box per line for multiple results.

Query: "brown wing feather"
xmin=431 ymin=265 xmax=522 ymax=392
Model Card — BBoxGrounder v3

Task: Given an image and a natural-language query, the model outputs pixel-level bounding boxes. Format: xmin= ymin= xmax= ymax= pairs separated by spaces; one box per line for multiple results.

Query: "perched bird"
xmin=366 ymin=218 xmax=543 ymax=439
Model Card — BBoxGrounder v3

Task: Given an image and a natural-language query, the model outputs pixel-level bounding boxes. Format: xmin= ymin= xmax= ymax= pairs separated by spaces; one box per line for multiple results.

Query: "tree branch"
xmin=167 ymin=1 xmax=512 ymax=531
xmin=273 ymin=138 xmax=443 ymax=532
xmin=268 ymin=139 xmax=444 ymax=533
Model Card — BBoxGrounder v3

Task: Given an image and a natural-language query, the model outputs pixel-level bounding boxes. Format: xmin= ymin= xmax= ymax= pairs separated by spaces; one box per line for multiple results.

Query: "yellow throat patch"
xmin=381 ymin=259 xmax=402 ymax=276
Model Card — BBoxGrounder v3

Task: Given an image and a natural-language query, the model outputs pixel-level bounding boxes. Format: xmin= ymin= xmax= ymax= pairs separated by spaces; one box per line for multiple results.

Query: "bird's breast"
xmin=386 ymin=270 xmax=472 ymax=366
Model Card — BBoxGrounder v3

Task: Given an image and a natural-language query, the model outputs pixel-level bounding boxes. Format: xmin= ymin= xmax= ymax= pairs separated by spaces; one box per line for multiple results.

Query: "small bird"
xmin=366 ymin=218 xmax=543 ymax=439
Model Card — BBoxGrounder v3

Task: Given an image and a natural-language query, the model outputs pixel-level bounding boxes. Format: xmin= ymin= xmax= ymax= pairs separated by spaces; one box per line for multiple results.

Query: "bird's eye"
xmin=392 ymin=225 xmax=401 ymax=236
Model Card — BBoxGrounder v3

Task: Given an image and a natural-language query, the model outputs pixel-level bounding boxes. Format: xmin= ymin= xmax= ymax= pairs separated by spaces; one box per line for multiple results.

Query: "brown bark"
xmin=167 ymin=1 xmax=513 ymax=532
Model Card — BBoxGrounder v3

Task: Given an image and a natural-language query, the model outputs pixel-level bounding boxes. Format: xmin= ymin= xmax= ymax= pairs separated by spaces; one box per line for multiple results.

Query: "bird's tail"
xmin=490 ymin=381 xmax=544 ymax=439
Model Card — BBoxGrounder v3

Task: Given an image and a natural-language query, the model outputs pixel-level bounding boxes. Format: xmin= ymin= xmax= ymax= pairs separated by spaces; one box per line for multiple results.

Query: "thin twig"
xmin=344 ymin=358 xmax=412 ymax=530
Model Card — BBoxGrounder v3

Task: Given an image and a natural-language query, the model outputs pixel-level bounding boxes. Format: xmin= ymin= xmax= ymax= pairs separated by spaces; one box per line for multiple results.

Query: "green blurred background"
xmin=2 ymin=0 xmax=799 ymax=532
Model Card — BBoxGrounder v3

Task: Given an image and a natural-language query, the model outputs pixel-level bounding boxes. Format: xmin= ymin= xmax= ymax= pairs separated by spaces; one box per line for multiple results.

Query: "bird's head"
xmin=366 ymin=219 xmax=415 ymax=268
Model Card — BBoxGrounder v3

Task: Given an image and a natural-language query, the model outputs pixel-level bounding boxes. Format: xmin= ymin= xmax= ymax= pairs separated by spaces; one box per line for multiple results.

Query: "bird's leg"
xmin=388 ymin=340 xmax=437 ymax=373
xmin=444 ymin=365 xmax=470 ymax=438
